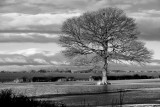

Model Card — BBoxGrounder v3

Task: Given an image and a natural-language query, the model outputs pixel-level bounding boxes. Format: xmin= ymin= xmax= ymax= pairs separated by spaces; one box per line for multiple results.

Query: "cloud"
xmin=0 ymin=13 xmax=80 ymax=30
xmin=0 ymin=12 xmax=80 ymax=43
xmin=111 ymin=0 xmax=157 ymax=5
xmin=0 ymin=0 xmax=160 ymax=69
xmin=0 ymin=30 xmax=60 ymax=34
xmin=0 ymin=0 xmax=160 ymax=46
xmin=0 ymin=54 xmax=31 ymax=65
xmin=0 ymin=47 xmax=159 ymax=70
xmin=0 ymin=0 xmax=159 ymax=43
xmin=0 ymin=0 xmax=94 ymax=13
xmin=0 ymin=0 xmax=158 ymax=14
xmin=0 ymin=33 xmax=59 ymax=43
xmin=0 ymin=0 xmax=105 ymax=14
xmin=11 ymin=48 xmax=56 ymax=56
xmin=129 ymin=10 xmax=160 ymax=41
xmin=33 ymin=58 xmax=49 ymax=64
xmin=0 ymin=0 xmax=42 ymax=14
xmin=0 ymin=48 xmax=69 ymax=65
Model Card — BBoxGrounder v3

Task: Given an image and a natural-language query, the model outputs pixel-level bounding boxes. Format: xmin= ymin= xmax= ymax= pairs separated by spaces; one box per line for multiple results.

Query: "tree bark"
xmin=101 ymin=58 xmax=108 ymax=85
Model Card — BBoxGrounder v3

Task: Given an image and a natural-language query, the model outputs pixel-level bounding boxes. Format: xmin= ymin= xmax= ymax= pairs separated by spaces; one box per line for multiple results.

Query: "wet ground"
xmin=37 ymin=88 xmax=160 ymax=106
xmin=2 ymin=79 xmax=160 ymax=106
xmin=35 ymin=79 xmax=160 ymax=107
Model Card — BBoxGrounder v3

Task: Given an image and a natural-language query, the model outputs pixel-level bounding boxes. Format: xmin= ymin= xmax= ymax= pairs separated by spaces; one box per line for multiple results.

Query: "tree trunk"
xmin=101 ymin=58 xmax=108 ymax=85
xmin=101 ymin=69 xmax=108 ymax=85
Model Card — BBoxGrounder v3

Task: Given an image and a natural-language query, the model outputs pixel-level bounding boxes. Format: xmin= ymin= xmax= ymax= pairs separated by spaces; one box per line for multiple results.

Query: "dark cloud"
xmin=28 ymin=24 xmax=61 ymax=33
xmin=0 ymin=0 xmax=158 ymax=14
xmin=0 ymin=30 xmax=61 ymax=34
xmin=0 ymin=0 xmax=91 ymax=14
xmin=0 ymin=0 xmax=160 ymax=42
xmin=135 ymin=16 xmax=160 ymax=41
xmin=0 ymin=0 xmax=42 ymax=14
xmin=139 ymin=28 xmax=160 ymax=41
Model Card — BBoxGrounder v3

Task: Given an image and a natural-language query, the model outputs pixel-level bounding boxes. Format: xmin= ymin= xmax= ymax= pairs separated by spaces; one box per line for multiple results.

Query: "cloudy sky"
xmin=0 ymin=0 xmax=160 ymax=68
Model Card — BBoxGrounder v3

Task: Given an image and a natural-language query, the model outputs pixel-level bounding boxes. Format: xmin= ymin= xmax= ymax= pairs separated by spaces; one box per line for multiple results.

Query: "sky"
xmin=0 ymin=0 xmax=160 ymax=69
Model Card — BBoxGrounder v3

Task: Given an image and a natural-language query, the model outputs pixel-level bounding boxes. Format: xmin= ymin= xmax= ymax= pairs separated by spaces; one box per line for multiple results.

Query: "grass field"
xmin=1 ymin=79 xmax=160 ymax=106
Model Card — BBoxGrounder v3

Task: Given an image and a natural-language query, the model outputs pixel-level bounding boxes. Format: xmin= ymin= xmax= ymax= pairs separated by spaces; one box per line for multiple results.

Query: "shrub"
xmin=108 ymin=74 xmax=153 ymax=80
xmin=32 ymin=76 xmax=67 ymax=82
xmin=0 ymin=89 xmax=66 ymax=107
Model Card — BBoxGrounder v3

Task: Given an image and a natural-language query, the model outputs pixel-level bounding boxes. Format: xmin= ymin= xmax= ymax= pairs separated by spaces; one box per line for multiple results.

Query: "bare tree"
xmin=59 ymin=7 xmax=152 ymax=84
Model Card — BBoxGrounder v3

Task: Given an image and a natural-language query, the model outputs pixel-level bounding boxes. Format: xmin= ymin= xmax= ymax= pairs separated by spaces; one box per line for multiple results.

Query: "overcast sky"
xmin=0 ymin=0 xmax=160 ymax=66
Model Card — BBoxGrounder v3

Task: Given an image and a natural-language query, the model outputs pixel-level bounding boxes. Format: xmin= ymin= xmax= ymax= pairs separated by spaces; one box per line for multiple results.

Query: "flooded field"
xmin=1 ymin=79 xmax=160 ymax=106
xmin=37 ymin=88 xmax=160 ymax=106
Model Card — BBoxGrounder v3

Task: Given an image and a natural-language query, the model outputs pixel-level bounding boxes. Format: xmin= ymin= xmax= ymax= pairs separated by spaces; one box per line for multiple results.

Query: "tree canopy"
xmin=60 ymin=8 xmax=152 ymax=63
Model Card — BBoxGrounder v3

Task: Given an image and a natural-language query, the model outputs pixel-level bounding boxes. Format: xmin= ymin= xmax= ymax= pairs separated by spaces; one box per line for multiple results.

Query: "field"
xmin=1 ymin=79 xmax=160 ymax=106
xmin=1 ymin=79 xmax=160 ymax=95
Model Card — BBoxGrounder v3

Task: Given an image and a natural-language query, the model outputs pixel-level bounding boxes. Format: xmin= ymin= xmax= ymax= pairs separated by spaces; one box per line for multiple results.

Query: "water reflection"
xmin=38 ymin=89 xmax=160 ymax=107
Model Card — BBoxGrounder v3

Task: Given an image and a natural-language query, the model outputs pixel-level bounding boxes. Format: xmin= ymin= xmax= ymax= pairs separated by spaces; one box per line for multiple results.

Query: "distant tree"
xmin=22 ymin=76 xmax=27 ymax=82
xmin=30 ymin=70 xmax=36 ymax=73
xmin=38 ymin=69 xmax=47 ymax=73
xmin=0 ymin=71 xmax=5 ymax=73
xmin=59 ymin=7 xmax=153 ymax=84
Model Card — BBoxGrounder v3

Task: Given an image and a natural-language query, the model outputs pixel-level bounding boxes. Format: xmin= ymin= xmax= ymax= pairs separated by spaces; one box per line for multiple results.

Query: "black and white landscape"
xmin=0 ymin=0 xmax=160 ymax=107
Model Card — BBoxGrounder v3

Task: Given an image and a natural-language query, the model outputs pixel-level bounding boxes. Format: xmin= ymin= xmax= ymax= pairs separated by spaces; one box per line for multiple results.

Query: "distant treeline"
xmin=0 ymin=69 xmax=159 ymax=83
xmin=0 ymin=69 xmax=72 ymax=73
xmin=32 ymin=76 xmax=75 ymax=82
xmin=16 ymin=74 xmax=154 ymax=83
xmin=34 ymin=69 xmax=72 ymax=73
xmin=13 ymin=76 xmax=76 ymax=83
xmin=90 ymin=74 xmax=153 ymax=81
xmin=109 ymin=74 xmax=153 ymax=80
